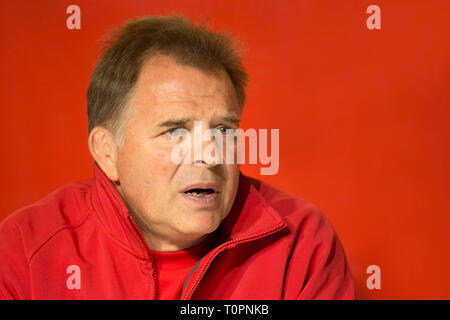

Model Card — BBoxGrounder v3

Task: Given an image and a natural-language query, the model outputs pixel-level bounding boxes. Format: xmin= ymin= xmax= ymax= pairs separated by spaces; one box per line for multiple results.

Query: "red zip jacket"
xmin=0 ymin=165 xmax=355 ymax=299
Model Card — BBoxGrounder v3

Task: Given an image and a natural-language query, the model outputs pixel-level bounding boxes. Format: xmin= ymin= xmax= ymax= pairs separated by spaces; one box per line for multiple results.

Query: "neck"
xmin=128 ymin=208 xmax=208 ymax=252
xmin=144 ymin=233 xmax=208 ymax=252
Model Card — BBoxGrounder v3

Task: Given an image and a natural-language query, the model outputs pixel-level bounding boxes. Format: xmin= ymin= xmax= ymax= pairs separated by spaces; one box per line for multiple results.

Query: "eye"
xmin=165 ymin=127 xmax=187 ymax=137
xmin=216 ymin=126 xmax=235 ymax=135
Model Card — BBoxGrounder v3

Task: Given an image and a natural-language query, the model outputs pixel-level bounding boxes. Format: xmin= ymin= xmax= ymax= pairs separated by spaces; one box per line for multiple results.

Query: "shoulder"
xmin=0 ymin=179 xmax=93 ymax=262
xmin=245 ymin=176 xmax=338 ymax=248
xmin=244 ymin=176 xmax=355 ymax=299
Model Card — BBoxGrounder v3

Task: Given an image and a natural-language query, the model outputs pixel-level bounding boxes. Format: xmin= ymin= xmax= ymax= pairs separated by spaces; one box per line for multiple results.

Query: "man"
xmin=0 ymin=15 xmax=354 ymax=299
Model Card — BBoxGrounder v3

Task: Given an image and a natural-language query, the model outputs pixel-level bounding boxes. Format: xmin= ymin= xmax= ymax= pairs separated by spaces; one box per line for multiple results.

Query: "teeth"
xmin=187 ymin=191 xmax=208 ymax=197
xmin=188 ymin=191 xmax=208 ymax=196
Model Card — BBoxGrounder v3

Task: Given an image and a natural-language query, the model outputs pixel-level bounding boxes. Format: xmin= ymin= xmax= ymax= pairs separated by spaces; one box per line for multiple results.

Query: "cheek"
xmin=147 ymin=146 xmax=178 ymax=181
xmin=224 ymin=164 xmax=240 ymax=195
xmin=118 ymin=141 xmax=178 ymax=189
xmin=117 ymin=144 xmax=180 ymax=216
xmin=139 ymin=144 xmax=179 ymax=179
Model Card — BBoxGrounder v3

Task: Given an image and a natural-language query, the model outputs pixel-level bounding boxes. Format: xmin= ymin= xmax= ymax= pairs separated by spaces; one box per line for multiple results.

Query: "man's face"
xmin=113 ymin=55 xmax=241 ymax=250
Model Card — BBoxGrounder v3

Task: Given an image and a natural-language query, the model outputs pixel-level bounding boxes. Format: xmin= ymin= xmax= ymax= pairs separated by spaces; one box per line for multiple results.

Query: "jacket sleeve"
xmin=297 ymin=231 xmax=355 ymax=300
xmin=0 ymin=216 xmax=31 ymax=300
xmin=284 ymin=208 xmax=355 ymax=300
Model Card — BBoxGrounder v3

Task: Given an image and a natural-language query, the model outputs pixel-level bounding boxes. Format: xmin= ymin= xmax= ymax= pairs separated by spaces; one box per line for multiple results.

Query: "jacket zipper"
xmin=181 ymin=221 xmax=286 ymax=300
xmin=127 ymin=215 xmax=159 ymax=300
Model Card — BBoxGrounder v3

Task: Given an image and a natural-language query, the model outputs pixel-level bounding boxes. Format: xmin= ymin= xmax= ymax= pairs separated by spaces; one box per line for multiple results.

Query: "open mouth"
xmin=183 ymin=188 xmax=216 ymax=197
xmin=180 ymin=184 xmax=220 ymax=208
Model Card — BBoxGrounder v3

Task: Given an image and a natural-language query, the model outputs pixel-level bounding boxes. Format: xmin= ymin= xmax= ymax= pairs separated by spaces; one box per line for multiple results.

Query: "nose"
xmin=192 ymin=140 xmax=221 ymax=168
xmin=190 ymin=123 xmax=221 ymax=168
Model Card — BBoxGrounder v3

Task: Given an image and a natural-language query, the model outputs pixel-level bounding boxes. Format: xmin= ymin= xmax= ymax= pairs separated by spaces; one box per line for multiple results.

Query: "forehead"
xmin=130 ymin=55 xmax=240 ymax=119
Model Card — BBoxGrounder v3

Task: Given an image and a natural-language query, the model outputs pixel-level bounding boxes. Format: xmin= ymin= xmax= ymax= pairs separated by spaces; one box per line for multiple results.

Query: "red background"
xmin=1 ymin=0 xmax=449 ymax=299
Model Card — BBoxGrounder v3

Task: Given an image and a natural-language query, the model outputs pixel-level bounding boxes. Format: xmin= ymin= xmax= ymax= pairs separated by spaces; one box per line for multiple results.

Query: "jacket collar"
xmin=89 ymin=163 xmax=287 ymax=256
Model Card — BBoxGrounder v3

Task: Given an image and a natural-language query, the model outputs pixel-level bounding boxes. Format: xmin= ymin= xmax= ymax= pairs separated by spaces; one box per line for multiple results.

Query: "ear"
xmin=88 ymin=127 xmax=119 ymax=182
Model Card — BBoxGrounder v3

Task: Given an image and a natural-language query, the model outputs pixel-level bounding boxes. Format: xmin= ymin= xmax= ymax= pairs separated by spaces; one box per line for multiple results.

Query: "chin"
xmin=178 ymin=212 xmax=222 ymax=236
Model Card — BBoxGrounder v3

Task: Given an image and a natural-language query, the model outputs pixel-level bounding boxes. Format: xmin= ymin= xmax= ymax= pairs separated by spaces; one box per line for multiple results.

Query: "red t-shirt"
xmin=150 ymin=233 xmax=217 ymax=300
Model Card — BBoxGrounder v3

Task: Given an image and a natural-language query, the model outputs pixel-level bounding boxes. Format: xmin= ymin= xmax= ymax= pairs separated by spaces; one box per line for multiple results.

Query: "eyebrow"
xmin=157 ymin=114 xmax=240 ymax=128
xmin=158 ymin=119 xmax=189 ymax=128
xmin=219 ymin=115 xmax=240 ymax=126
